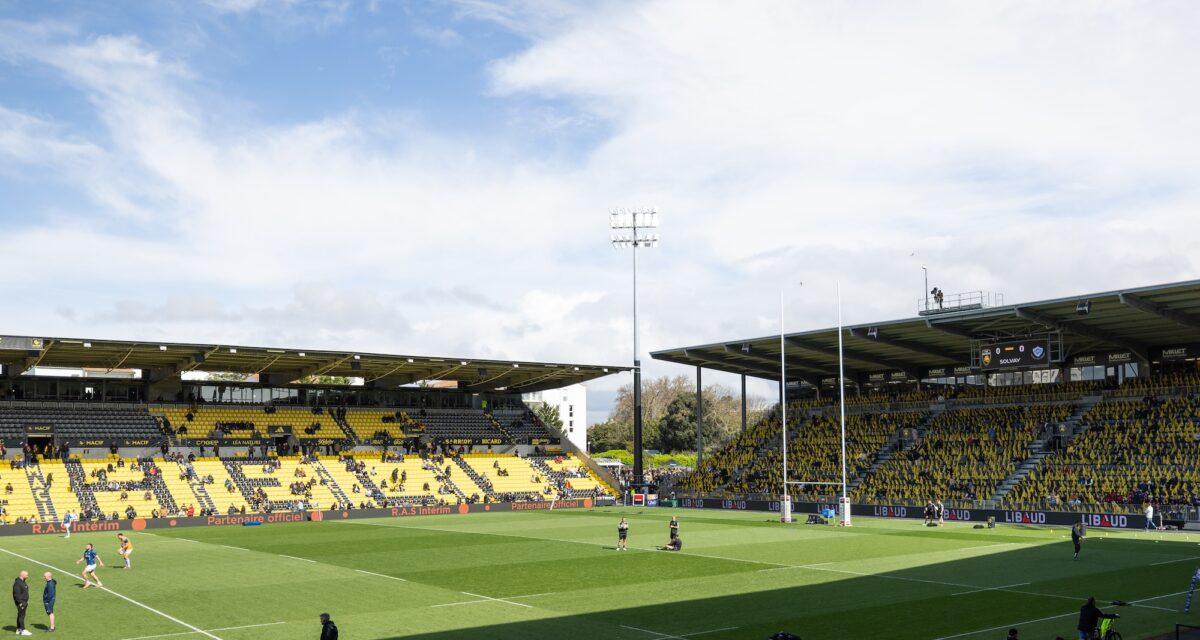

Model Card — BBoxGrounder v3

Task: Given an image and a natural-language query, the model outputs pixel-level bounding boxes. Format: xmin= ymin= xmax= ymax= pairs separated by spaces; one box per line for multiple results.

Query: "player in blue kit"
xmin=76 ymin=543 xmax=104 ymax=589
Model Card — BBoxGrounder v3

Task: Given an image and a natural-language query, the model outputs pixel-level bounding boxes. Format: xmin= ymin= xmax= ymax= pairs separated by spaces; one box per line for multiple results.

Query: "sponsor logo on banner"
xmin=945 ymin=509 xmax=971 ymax=521
xmin=1161 ymin=346 xmax=1190 ymax=361
xmin=926 ymin=368 xmax=946 ymax=378
xmin=720 ymin=499 xmax=746 ymax=510
xmin=1073 ymin=354 xmax=1099 ymax=366
xmin=389 ymin=505 xmax=455 ymax=517
xmin=1107 ymin=351 xmax=1133 ymax=365
xmin=1082 ymin=513 xmax=1130 ymax=528
xmin=31 ymin=520 xmax=122 ymax=535
xmin=873 ymin=506 xmax=907 ymax=518
xmin=1003 ymin=511 xmax=1047 ymax=524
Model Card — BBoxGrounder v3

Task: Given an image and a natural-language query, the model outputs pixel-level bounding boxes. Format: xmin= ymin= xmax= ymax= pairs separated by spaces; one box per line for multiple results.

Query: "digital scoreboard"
xmin=979 ymin=339 xmax=1051 ymax=370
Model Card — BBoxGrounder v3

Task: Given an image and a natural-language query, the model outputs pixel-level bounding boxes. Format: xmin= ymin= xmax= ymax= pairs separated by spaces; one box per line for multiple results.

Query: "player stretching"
xmin=117 ymin=533 xmax=133 ymax=569
xmin=62 ymin=512 xmax=75 ymax=539
xmin=1071 ymin=521 xmax=1086 ymax=560
xmin=76 ymin=543 xmax=104 ymax=588
xmin=617 ymin=517 xmax=629 ymax=550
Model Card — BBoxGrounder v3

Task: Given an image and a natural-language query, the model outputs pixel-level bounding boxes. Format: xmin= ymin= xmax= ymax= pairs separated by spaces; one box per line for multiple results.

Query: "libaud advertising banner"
xmin=0 ymin=499 xmax=592 ymax=537
xmin=675 ymin=498 xmax=1149 ymax=529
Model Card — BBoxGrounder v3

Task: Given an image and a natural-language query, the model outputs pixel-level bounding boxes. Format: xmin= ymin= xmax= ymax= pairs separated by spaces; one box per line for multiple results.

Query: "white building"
xmin=523 ymin=383 xmax=588 ymax=451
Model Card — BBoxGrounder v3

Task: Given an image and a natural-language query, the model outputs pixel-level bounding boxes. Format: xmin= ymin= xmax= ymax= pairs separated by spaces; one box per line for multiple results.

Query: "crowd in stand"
xmin=677 ymin=373 xmax=1200 ymax=514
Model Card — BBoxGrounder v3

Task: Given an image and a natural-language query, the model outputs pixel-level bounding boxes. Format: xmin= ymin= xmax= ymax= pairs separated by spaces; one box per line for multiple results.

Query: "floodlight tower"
xmin=610 ymin=207 xmax=659 ymax=487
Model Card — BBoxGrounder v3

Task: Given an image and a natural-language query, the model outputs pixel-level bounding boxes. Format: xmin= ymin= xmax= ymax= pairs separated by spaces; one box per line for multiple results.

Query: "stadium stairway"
xmin=161 ymin=460 xmax=211 ymax=514
xmin=344 ymin=459 xmax=384 ymax=505
xmin=848 ymin=406 xmax=943 ymax=495
xmin=24 ymin=465 xmax=57 ymax=523
xmin=63 ymin=459 xmax=101 ymax=516
xmin=192 ymin=458 xmax=249 ymax=514
xmin=41 ymin=461 xmax=82 ymax=518
xmin=452 ymin=456 xmax=495 ymax=500
xmin=311 ymin=460 xmax=352 ymax=508
xmin=329 ymin=412 xmax=361 ymax=444
xmin=143 ymin=460 xmax=181 ymax=515
xmin=991 ymin=393 xmax=1105 ymax=502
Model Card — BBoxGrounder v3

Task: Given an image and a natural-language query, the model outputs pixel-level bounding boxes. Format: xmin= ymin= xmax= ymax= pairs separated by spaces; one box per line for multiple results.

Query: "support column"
xmin=695 ymin=366 xmax=704 ymax=466
xmin=740 ymin=374 xmax=747 ymax=433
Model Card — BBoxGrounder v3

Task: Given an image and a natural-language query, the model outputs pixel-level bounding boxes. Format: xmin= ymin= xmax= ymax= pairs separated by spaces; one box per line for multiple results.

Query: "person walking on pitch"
xmin=617 ymin=517 xmax=629 ymax=551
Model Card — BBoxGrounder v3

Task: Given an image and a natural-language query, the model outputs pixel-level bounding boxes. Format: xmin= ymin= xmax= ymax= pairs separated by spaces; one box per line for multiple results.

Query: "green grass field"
xmin=0 ymin=508 xmax=1195 ymax=639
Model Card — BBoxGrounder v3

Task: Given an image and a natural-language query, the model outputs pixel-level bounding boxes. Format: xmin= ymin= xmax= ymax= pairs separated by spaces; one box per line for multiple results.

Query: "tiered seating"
xmin=492 ymin=408 xmax=553 ymax=440
xmin=154 ymin=405 xmax=345 ymax=441
xmin=342 ymin=408 xmax=412 ymax=441
xmin=462 ymin=453 xmax=553 ymax=500
xmin=79 ymin=458 xmax=170 ymax=519
xmin=411 ymin=409 xmax=501 ymax=440
xmin=357 ymin=457 xmax=459 ymax=503
xmin=319 ymin=455 xmax=375 ymax=507
xmin=678 ymin=406 xmax=923 ymax=498
xmin=0 ymin=466 xmax=41 ymax=523
xmin=38 ymin=459 xmax=81 ymax=516
xmin=537 ymin=453 xmax=613 ymax=495
xmin=159 ymin=461 xmax=200 ymax=514
xmin=191 ymin=458 xmax=249 ymax=514
xmin=0 ymin=404 xmax=160 ymax=440
xmin=855 ymin=405 xmax=1071 ymax=503
xmin=236 ymin=457 xmax=340 ymax=510
xmin=1009 ymin=394 xmax=1200 ymax=509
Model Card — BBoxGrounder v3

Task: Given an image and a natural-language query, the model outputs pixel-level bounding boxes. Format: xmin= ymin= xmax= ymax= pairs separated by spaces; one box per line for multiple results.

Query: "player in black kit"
xmin=1071 ymin=521 xmax=1086 ymax=560
xmin=669 ymin=516 xmax=679 ymax=541
xmin=617 ymin=517 xmax=629 ymax=551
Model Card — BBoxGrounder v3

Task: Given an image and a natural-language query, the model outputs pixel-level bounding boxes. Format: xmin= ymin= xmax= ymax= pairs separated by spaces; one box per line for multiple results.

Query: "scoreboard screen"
xmin=980 ymin=339 xmax=1051 ymax=370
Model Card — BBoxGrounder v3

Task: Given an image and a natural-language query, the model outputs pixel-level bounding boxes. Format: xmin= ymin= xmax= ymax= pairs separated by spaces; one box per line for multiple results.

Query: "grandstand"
xmin=655 ymin=279 xmax=1200 ymax=516
xmin=0 ymin=336 xmax=622 ymax=524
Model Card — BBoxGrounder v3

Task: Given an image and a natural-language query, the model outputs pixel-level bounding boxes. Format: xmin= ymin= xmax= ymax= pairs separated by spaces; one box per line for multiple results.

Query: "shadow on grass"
xmin=371 ymin=529 xmax=1197 ymax=640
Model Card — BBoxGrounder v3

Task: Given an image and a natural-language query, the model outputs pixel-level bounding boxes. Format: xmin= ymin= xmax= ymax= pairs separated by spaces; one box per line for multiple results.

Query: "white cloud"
xmin=3 ymin=2 xmax=1200 ymax=418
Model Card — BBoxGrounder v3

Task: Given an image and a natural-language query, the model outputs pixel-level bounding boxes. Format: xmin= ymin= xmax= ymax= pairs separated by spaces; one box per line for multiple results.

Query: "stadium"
xmin=0 ymin=279 xmax=1189 ymax=639
xmin=6 ymin=3 xmax=1200 ymax=640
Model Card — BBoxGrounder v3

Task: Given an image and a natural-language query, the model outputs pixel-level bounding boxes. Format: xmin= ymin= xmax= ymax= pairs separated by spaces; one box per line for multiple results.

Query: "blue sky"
xmin=1 ymin=1 xmax=1199 ymax=425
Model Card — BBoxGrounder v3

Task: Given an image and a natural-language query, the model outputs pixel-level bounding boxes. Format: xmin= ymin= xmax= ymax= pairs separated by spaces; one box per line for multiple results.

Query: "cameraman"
xmin=1077 ymin=596 xmax=1117 ymax=639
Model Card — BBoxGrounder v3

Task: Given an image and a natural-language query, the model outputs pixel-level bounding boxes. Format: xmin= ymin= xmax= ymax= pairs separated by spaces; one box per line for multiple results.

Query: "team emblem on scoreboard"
xmin=1032 ymin=345 xmax=1045 ymax=359
xmin=981 ymin=350 xmax=992 ymax=367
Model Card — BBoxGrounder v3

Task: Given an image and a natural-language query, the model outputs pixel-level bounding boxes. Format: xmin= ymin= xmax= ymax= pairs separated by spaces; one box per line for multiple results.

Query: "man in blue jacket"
xmin=42 ymin=572 xmax=56 ymax=632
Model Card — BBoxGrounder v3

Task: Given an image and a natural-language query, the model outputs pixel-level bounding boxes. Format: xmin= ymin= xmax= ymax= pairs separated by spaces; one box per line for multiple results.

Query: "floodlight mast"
xmin=610 ymin=207 xmax=659 ymax=487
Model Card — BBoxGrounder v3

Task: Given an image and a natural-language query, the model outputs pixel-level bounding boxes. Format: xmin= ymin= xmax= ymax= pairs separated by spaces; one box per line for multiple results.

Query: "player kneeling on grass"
xmin=77 ymin=543 xmax=104 ymax=589
xmin=658 ymin=537 xmax=682 ymax=552
xmin=117 ymin=533 xmax=133 ymax=569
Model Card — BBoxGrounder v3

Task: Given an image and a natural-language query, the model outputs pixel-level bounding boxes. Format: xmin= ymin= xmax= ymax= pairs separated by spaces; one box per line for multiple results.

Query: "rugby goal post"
xmin=784 ymin=481 xmax=851 ymax=525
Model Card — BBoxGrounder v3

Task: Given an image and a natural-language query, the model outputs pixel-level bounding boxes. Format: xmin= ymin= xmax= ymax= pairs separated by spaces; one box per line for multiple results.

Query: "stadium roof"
xmin=0 ymin=335 xmax=627 ymax=393
xmin=651 ymin=279 xmax=1200 ymax=385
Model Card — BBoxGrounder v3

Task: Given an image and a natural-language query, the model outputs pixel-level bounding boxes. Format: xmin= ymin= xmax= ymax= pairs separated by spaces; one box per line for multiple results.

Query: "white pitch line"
xmin=681 ymin=627 xmax=739 ymax=637
xmin=0 ymin=547 xmax=223 ymax=640
xmin=117 ymin=621 xmax=286 ymax=640
xmin=758 ymin=561 xmax=833 ymax=573
xmin=462 ymin=591 xmax=534 ymax=608
xmin=1152 ymin=556 xmax=1200 ymax=565
xmin=933 ymin=590 xmax=1188 ymax=639
xmin=620 ymin=624 xmax=686 ymax=639
xmin=335 ymin=520 xmax=790 ymax=569
xmin=278 ymin=554 xmax=317 ymax=563
xmin=951 ymin=582 xmax=1030 ymax=596
xmin=217 ymin=544 xmax=250 ymax=552
xmin=355 ymin=569 xmax=407 ymax=581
